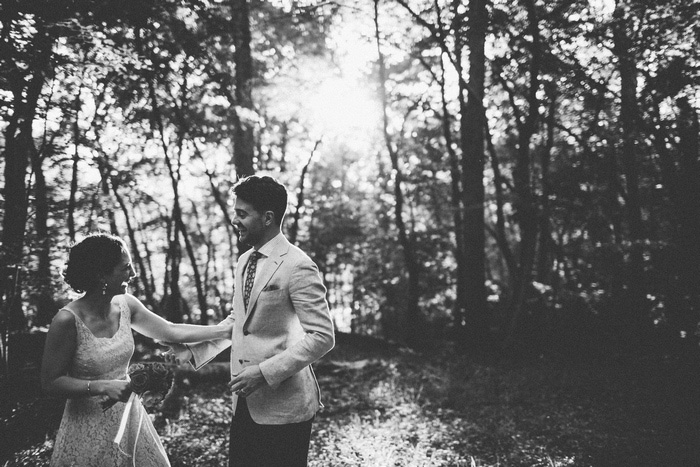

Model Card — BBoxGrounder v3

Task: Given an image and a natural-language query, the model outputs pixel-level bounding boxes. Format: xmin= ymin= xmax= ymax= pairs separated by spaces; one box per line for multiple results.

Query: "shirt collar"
xmin=255 ymin=232 xmax=283 ymax=259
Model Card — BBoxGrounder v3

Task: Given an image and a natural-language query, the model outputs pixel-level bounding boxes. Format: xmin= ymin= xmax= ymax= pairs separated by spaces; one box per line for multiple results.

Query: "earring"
xmin=102 ymin=283 xmax=108 ymax=295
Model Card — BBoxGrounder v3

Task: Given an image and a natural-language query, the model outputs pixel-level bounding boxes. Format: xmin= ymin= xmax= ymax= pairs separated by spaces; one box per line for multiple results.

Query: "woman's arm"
xmin=40 ymin=309 xmax=130 ymax=402
xmin=126 ymin=294 xmax=232 ymax=343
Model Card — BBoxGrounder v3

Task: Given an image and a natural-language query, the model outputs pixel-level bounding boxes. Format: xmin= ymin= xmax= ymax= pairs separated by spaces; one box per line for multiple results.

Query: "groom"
xmin=165 ymin=175 xmax=335 ymax=467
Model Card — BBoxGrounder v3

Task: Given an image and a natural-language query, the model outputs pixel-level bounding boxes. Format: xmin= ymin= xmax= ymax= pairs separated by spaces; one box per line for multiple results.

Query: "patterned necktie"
xmin=243 ymin=251 xmax=261 ymax=309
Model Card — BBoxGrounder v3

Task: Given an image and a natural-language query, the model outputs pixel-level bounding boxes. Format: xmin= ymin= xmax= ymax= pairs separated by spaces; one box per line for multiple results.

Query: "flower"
xmin=102 ymin=362 xmax=174 ymax=411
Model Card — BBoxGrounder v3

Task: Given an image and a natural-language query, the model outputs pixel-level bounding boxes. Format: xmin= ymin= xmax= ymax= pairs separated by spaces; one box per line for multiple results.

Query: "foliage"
xmin=1 ymin=0 xmax=699 ymax=357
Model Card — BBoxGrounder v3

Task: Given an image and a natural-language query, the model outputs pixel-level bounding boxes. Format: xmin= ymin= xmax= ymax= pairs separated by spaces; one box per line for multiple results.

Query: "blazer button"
xmin=243 ymin=330 xmax=250 ymax=336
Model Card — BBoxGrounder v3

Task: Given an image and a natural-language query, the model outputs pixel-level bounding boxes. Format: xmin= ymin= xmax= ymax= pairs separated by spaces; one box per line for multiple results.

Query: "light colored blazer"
xmin=188 ymin=234 xmax=335 ymax=424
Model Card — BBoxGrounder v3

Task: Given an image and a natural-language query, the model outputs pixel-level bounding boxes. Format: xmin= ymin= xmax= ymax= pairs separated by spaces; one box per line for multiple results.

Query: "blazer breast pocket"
xmin=259 ymin=287 xmax=287 ymax=305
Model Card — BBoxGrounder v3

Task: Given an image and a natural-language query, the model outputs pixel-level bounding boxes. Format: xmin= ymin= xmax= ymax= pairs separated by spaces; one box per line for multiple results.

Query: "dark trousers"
xmin=229 ymin=397 xmax=314 ymax=467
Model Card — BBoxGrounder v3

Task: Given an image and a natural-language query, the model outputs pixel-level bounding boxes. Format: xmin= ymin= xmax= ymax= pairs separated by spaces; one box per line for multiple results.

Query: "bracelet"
xmin=87 ymin=381 xmax=91 ymax=396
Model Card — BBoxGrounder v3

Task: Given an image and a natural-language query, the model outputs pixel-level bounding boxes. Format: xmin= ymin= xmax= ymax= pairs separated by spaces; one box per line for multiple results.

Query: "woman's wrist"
xmin=88 ymin=380 xmax=103 ymax=396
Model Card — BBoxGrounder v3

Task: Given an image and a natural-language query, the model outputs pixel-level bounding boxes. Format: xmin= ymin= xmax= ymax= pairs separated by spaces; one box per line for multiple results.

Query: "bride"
xmin=41 ymin=233 xmax=232 ymax=467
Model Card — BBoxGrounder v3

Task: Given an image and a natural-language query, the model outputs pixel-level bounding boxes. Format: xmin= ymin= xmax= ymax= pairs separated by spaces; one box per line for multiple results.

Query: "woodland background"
xmin=1 ymin=0 xmax=699 ymax=465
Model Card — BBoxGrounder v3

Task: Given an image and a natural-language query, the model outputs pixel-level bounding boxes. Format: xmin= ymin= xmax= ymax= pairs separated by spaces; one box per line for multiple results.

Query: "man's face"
xmin=232 ymin=198 xmax=267 ymax=247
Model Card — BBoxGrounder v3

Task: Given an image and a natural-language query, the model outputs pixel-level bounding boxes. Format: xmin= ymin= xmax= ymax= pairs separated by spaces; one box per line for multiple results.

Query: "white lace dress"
xmin=50 ymin=296 xmax=170 ymax=467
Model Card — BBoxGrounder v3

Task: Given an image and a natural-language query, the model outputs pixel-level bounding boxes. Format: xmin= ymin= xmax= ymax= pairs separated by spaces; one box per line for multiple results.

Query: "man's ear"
xmin=265 ymin=211 xmax=275 ymax=226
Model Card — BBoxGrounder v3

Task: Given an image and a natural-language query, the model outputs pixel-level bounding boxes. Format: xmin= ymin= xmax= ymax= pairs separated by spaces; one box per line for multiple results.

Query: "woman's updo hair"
xmin=63 ymin=233 xmax=126 ymax=293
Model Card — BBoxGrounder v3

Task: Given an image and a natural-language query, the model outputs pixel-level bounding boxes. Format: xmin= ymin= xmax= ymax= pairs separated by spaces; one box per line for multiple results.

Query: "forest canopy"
xmin=1 ymin=0 xmax=699 ymax=365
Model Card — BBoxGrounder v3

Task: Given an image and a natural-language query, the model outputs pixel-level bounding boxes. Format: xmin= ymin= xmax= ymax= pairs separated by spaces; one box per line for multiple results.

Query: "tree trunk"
xmin=68 ymin=90 xmax=82 ymax=242
xmin=108 ymin=171 xmax=157 ymax=310
xmin=459 ymin=0 xmax=489 ymax=347
xmin=672 ymin=96 xmax=700 ymax=345
xmin=289 ymin=139 xmax=321 ymax=245
xmin=193 ymin=144 xmax=237 ymax=287
xmin=165 ymin=218 xmax=185 ymax=324
xmin=31 ymin=139 xmax=57 ymax=327
xmin=231 ymin=0 xmax=255 ymax=177
xmin=612 ymin=2 xmax=648 ymax=341
xmin=374 ymin=0 xmax=422 ymax=347
xmin=146 ymin=68 xmax=209 ymax=323
xmin=0 ymin=22 xmax=52 ymax=338
xmin=436 ymin=57 xmax=468 ymax=334
xmin=536 ymin=87 xmax=557 ymax=284
xmin=486 ymin=134 xmax=516 ymax=279
xmin=504 ymin=0 xmax=542 ymax=349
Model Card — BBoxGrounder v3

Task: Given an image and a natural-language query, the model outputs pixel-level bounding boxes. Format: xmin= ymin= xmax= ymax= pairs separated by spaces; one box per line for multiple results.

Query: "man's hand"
xmin=161 ymin=342 xmax=193 ymax=365
xmin=229 ymin=365 xmax=267 ymax=398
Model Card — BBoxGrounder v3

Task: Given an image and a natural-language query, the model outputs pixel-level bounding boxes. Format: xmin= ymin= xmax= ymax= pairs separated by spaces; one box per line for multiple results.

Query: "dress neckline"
xmin=64 ymin=297 xmax=124 ymax=340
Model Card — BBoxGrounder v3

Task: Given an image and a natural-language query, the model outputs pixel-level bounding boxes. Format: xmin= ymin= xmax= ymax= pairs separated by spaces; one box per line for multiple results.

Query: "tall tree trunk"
xmin=231 ymin=0 xmax=255 ymax=177
xmin=31 ymin=141 xmax=57 ymax=326
xmin=193 ymin=144 xmax=237 ymax=289
xmin=0 ymin=21 xmax=52 ymax=340
xmin=436 ymin=57 xmax=468 ymax=329
xmin=68 ymin=88 xmax=82 ymax=242
xmin=97 ymin=168 xmax=119 ymax=235
xmin=108 ymin=172 xmax=157 ymax=310
xmin=289 ymin=139 xmax=321 ymax=245
xmin=165 ymin=218 xmax=185 ymax=323
xmin=147 ymin=69 xmax=209 ymax=323
xmin=612 ymin=1 xmax=647 ymax=341
xmin=536 ymin=88 xmax=557 ymax=284
xmin=459 ymin=0 xmax=489 ymax=347
xmin=672 ymin=96 xmax=700 ymax=346
xmin=138 ymin=217 xmax=158 ymax=302
xmin=374 ymin=0 xmax=422 ymax=347
xmin=391 ymin=0 xmax=490 ymax=348
xmin=504 ymin=0 xmax=542 ymax=350
xmin=486 ymin=133 xmax=516 ymax=278
xmin=162 ymin=150 xmax=207 ymax=323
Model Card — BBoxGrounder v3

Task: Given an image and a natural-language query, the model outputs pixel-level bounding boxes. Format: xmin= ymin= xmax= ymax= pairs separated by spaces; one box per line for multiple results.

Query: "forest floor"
xmin=2 ymin=333 xmax=700 ymax=467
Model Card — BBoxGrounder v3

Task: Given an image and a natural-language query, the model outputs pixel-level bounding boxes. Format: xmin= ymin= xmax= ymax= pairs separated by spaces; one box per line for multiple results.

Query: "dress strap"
xmin=60 ymin=307 xmax=95 ymax=341
xmin=116 ymin=295 xmax=131 ymax=326
xmin=61 ymin=307 xmax=83 ymax=328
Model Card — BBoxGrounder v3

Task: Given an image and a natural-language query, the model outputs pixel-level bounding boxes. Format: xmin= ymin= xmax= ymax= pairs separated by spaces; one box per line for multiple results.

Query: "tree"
xmin=611 ymin=0 xmax=647 ymax=342
xmin=0 ymin=6 xmax=60 ymax=375
xmin=231 ymin=0 xmax=256 ymax=177
xmin=502 ymin=0 xmax=544 ymax=349
xmin=373 ymin=0 xmax=423 ymax=347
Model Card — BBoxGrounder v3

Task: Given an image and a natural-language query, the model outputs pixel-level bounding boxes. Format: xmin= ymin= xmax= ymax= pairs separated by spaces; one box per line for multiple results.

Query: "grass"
xmin=3 ymin=336 xmax=700 ymax=466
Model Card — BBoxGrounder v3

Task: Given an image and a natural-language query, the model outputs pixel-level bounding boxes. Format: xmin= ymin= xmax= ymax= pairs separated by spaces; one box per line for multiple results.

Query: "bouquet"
xmin=106 ymin=362 xmax=174 ymax=457
xmin=102 ymin=362 xmax=174 ymax=412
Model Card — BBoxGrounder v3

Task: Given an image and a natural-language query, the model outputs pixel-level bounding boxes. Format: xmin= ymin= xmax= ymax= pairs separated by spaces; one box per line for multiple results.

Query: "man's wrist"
xmin=184 ymin=344 xmax=195 ymax=364
xmin=257 ymin=362 xmax=272 ymax=386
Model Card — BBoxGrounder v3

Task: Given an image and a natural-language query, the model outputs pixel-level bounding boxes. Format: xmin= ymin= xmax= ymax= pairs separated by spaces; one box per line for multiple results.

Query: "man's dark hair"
xmin=63 ymin=233 xmax=126 ymax=293
xmin=233 ymin=175 xmax=288 ymax=226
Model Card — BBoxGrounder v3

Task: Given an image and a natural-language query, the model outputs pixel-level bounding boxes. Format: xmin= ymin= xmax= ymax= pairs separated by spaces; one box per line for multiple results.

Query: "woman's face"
xmin=103 ymin=248 xmax=136 ymax=296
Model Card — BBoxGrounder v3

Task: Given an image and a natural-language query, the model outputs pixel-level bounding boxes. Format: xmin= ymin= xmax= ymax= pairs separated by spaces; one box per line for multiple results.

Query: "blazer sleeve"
xmin=258 ymin=257 xmax=335 ymax=387
xmin=188 ymin=313 xmax=234 ymax=370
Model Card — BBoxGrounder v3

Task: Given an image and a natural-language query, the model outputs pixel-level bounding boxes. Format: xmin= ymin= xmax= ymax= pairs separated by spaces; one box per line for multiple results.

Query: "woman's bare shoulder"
xmin=48 ymin=307 xmax=78 ymax=333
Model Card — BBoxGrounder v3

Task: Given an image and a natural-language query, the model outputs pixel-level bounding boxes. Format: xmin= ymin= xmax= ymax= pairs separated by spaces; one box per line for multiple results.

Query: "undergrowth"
xmin=3 ymin=338 xmax=699 ymax=466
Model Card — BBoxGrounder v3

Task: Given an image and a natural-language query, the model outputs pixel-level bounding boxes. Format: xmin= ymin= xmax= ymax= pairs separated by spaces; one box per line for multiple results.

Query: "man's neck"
xmin=253 ymin=229 xmax=281 ymax=250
